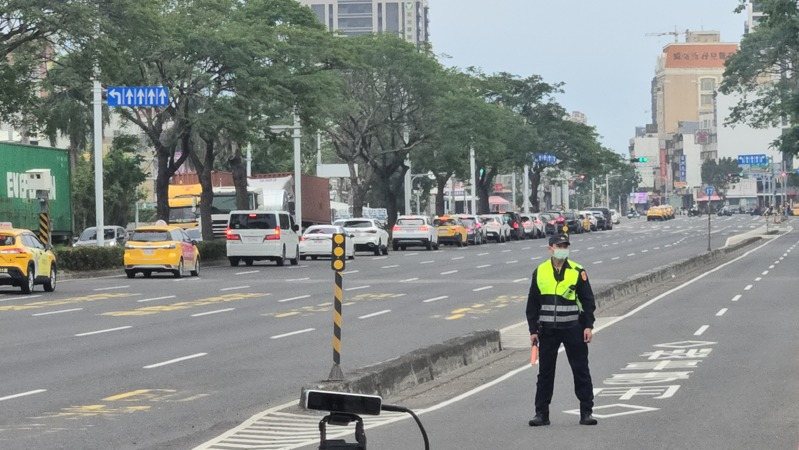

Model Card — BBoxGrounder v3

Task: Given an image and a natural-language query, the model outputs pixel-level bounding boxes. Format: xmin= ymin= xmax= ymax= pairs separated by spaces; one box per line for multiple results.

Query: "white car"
xmin=610 ymin=209 xmax=622 ymax=224
xmin=300 ymin=225 xmax=354 ymax=260
xmin=392 ymin=215 xmax=439 ymax=250
xmin=519 ymin=214 xmax=544 ymax=239
xmin=74 ymin=226 xmax=128 ymax=247
xmin=579 ymin=210 xmax=598 ymax=231
xmin=225 ymin=210 xmax=300 ymax=266
xmin=478 ymin=214 xmax=511 ymax=243
xmin=333 ymin=218 xmax=390 ymax=256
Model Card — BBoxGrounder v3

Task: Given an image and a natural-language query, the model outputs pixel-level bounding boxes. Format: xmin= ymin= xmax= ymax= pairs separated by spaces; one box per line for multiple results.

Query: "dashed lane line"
xmin=476 ymin=264 xmax=491 ymax=269
xmin=0 ymin=389 xmax=46 ymax=402
xmin=420 ymin=260 xmax=434 ymax=265
xmin=235 ymin=270 xmax=259 ymax=275
xmin=285 ymin=277 xmax=310 ymax=282
xmin=191 ymin=308 xmax=235 ymax=317
xmin=512 ymin=278 xmax=528 ymax=283
xmin=358 ymin=310 xmax=391 ymax=319
xmin=143 ymin=353 xmax=207 ymax=369
xmin=400 ymin=278 xmax=419 ymax=282
xmin=440 ymin=270 xmax=458 ymax=275
xmin=75 ymin=326 xmax=132 ymax=337
xmin=611 ymin=256 xmax=620 ymax=260
xmin=0 ymin=294 xmax=42 ymax=302
xmin=694 ymin=325 xmax=709 ymax=336
xmin=477 ymin=252 xmax=490 ymax=256
xmin=279 ymin=295 xmax=311 ymax=303
xmin=220 ymin=286 xmax=250 ymax=292
xmin=138 ymin=295 xmax=176 ymax=303
xmin=505 ymin=260 xmax=518 ymax=264
xmin=732 ymin=295 xmax=741 ymax=302
xmin=451 ymin=256 xmax=465 ymax=260
xmin=93 ymin=285 xmax=130 ymax=291
xmin=33 ymin=308 xmax=83 ymax=316
xmin=755 ymin=277 xmax=762 ymax=282
xmin=627 ymin=253 xmax=635 ymax=257
xmin=345 ymin=285 xmax=370 ymax=292
xmin=381 ymin=265 xmax=399 ymax=269
xmin=270 ymin=328 xmax=314 ymax=340
xmin=423 ymin=296 xmax=448 ymax=303
xmin=716 ymin=308 xmax=728 ymax=317
xmin=341 ymin=270 xmax=359 ymax=275
xmin=472 ymin=286 xmax=493 ymax=292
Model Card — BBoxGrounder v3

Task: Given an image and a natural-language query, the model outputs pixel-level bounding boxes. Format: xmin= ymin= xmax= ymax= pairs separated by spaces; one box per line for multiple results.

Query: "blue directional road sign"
xmin=736 ymin=154 xmax=769 ymax=166
xmin=106 ymin=86 xmax=169 ymax=107
xmin=534 ymin=153 xmax=558 ymax=165
xmin=705 ymin=186 xmax=715 ymax=197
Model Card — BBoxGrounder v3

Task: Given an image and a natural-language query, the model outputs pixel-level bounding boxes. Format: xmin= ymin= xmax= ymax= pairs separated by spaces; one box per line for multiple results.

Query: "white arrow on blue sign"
xmin=705 ymin=186 xmax=715 ymax=197
xmin=107 ymin=86 xmax=169 ymax=107
xmin=736 ymin=154 xmax=768 ymax=166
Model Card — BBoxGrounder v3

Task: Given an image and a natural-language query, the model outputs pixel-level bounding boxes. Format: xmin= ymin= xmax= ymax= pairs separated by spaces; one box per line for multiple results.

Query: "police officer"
xmin=526 ymin=233 xmax=597 ymax=426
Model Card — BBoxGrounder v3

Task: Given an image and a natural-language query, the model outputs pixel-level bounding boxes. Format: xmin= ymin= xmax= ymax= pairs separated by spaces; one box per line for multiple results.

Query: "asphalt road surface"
xmin=0 ymin=214 xmax=780 ymax=449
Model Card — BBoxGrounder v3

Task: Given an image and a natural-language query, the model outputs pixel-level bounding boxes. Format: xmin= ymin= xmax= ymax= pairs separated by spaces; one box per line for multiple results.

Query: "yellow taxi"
xmin=124 ymin=221 xmax=200 ymax=278
xmin=646 ymin=206 xmax=665 ymax=221
xmin=434 ymin=215 xmax=468 ymax=247
xmin=662 ymin=205 xmax=674 ymax=220
xmin=0 ymin=222 xmax=57 ymax=294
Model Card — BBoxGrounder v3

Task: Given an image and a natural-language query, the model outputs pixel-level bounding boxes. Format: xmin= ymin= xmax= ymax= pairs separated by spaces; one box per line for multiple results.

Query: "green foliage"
xmin=56 ymin=246 xmax=124 ymax=271
xmin=701 ymin=157 xmax=741 ymax=196
xmin=196 ymin=240 xmax=227 ymax=262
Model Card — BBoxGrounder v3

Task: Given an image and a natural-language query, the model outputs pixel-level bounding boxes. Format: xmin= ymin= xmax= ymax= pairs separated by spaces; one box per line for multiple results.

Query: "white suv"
xmin=392 ymin=215 xmax=439 ymax=251
xmin=479 ymin=214 xmax=511 ymax=243
xmin=225 ymin=210 xmax=300 ymax=266
xmin=333 ymin=218 xmax=390 ymax=256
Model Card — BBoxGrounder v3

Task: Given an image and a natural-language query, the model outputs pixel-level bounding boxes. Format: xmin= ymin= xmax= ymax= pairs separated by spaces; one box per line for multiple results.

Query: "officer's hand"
xmin=583 ymin=328 xmax=592 ymax=343
xmin=530 ymin=334 xmax=538 ymax=347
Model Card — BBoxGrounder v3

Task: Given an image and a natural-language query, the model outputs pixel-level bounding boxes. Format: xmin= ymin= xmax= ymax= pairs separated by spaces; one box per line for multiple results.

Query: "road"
xmin=0 ymin=214 xmax=775 ymax=449
xmin=342 ymin=222 xmax=799 ymax=449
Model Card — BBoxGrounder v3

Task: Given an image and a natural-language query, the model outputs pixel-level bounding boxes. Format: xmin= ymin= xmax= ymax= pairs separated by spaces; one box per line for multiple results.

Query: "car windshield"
xmin=130 ymin=230 xmax=171 ymax=242
xmin=0 ymin=234 xmax=15 ymax=246
xmin=306 ymin=227 xmax=338 ymax=235
xmin=169 ymin=207 xmax=197 ymax=222
xmin=461 ymin=218 xmax=476 ymax=227
xmin=479 ymin=217 xmax=496 ymax=224
xmin=436 ymin=218 xmax=457 ymax=226
xmin=79 ymin=228 xmax=116 ymax=240
xmin=397 ymin=218 xmax=424 ymax=226
xmin=340 ymin=220 xmax=372 ymax=228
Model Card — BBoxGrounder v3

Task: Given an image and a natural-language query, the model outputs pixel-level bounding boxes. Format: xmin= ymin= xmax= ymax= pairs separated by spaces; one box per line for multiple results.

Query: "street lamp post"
xmin=408 ymin=172 xmax=435 ymax=215
xmin=269 ymin=112 xmax=302 ymax=233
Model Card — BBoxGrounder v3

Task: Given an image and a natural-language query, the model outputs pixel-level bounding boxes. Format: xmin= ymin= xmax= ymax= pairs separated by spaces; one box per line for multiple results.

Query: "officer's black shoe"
xmin=528 ymin=414 xmax=550 ymax=426
xmin=579 ymin=413 xmax=598 ymax=425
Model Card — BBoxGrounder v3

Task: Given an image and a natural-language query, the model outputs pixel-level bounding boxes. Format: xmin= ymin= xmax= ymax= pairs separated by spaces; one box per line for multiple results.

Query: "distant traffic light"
xmin=478 ymin=167 xmax=486 ymax=178
xmin=630 ymin=157 xmax=649 ymax=163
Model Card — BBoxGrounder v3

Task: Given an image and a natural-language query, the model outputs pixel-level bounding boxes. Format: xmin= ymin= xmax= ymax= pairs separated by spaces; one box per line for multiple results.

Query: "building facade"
xmin=298 ymin=0 xmax=429 ymax=46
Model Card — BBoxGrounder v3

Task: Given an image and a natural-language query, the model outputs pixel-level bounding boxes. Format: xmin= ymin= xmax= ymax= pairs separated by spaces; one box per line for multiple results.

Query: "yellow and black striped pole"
xmin=328 ymin=233 xmax=346 ymax=380
xmin=38 ymin=212 xmax=51 ymax=246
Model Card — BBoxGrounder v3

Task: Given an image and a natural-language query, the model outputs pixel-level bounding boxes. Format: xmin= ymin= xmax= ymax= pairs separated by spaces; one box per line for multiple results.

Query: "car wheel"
xmin=401 ymin=245 xmax=407 ymax=251
xmin=229 ymin=257 xmax=240 ymax=267
xmin=290 ymin=246 xmax=299 ymax=266
xmin=393 ymin=243 xmax=399 ymax=251
xmin=173 ymin=259 xmax=184 ymax=278
xmin=190 ymin=259 xmax=199 ymax=277
xmin=374 ymin=240 xmax=382 ymax=256
xmin=143 ymin=270 xmax=152 ymax=278
xmin=311 ymin=256 xmax=318 ymax=260
xmin=301 ymin=255 xmax=307 ymax=261
xmin=348 ymin=254 xmax=355 ymax=260
xmin=20 ymin=265 xmax=34 ymax=294
xmin=276 ymin=248 xmax=285 ymax=266
xmin=125 ymin=270 xmax=136 ymax=279
xmin=433 ymin=242 xmax=440 ymax=250
xmin=245 ymin=259 xmax=254 ymax=266
xmin=382 ymin=245 xmax=389 ymax=255
xmin=426 ymin=240 xmax=433 ymax=250
xmin=43 ymin=265 xmax=57 ymax=292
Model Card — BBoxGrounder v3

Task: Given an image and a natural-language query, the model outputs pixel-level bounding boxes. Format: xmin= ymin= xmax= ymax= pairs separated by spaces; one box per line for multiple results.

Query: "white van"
xmin=225 ymin=210 xmax=300 ymax=266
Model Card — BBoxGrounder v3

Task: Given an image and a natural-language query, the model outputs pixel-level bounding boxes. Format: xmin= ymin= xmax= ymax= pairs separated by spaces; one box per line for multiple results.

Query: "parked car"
xmin=610 ymin=209 xmax=622 ymax=224
xmin=392 ymin=215 xmax=439 ymax=250
xmin=225 ymin=210 xmax=300 ymax=266
xmin=586 ymin=207 xmax=613 ymax=230
xmin=124 ymin=221 xmax=200 ymax=278
xmin=519 ymin=214 xmax=543 ymax=239
xmin=544 ymin=211 xmax=566 ymax=235
xmin=74 ymin=226 xmax=128 ymax=247
xmin=527 ymin=213 xmax=546 ymax=239
xmin=434 ymin=215 xmax=469 ymax=247
xmin=455 ymin=214 xmax=485 ymax=245
xmin=300 ymin=225 xmax=355 ymax=260
xmin=578 ymin=211 xmax=597 ymax=231
xmin=479 ymin=214 xmax=511 ymax=243
xmin=333 ymin=218 xmax=390 ymax=256
xmin=502 ymin=211 xmax=525 ymax=240
xmin=589 ymin=211 xmax=607 ymax=230
xmin=562 ymin=211 xmax=583 ymax=234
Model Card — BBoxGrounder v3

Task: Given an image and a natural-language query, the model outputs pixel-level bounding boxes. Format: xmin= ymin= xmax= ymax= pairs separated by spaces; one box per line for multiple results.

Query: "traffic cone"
xmin=530 ymin=345 xmax=539 ymax=365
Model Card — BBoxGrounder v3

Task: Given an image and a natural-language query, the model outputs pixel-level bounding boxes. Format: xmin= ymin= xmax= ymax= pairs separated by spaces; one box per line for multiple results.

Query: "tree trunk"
xmin=156 ymin=151 xmax=171 ymax=221
xmin=476 ymin=167 xmax=496 ymax=214
xmin=229 ymin=145 xmax=249 ymax=209
xmin=348 ymin=162 xmax=365 ymax=218
xmin=193 ymin=137 xmax=215 ymax=241
xmin=528 ymin=168 xmax=542 ymax=213
xmin=435 ymin=176 xmax=448 ymax=215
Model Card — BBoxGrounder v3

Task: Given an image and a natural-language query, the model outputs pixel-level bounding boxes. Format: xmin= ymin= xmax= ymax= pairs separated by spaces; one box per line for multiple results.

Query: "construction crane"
xmin=645 ymin=27 xmax=689 ymax=43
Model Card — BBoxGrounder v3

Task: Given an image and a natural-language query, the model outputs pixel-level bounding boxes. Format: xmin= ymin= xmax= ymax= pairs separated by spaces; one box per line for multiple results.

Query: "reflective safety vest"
xmin=535 ymin=259 xmax=583 ymax=328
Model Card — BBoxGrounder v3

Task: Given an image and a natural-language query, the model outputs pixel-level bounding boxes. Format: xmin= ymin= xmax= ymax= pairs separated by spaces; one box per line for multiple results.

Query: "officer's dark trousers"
xmin=534 ymin=325 xmax=594 ymax=414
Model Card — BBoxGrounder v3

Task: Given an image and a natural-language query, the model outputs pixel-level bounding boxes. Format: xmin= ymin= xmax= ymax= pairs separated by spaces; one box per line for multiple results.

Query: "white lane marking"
xmin=341 ymin=270 xmax=359 ymax=275
xmin=478 ymin=252 xmax=490 ymax=256
xmin=423 ymin=296 xmax=448 ymax=303
xmin=235 ymin=270 xmax=259 ymax=275
xmin=755 ymin=277 xmax=762 ymax=282
xmin=472 ymin=286 xmax=493 ymax=292
xmin=530 ymin=256 xmax=541 ymax=260
xmin=75 ymin=326 xmax=132 ymax=337
xmin=522 ymin=247 xmax=531 ymax=250
xmin=372 ymin=256 xmax=388 ymax=260
xmin=285 ymin=277 xmax=310 ymax=282
xmin=513 ymin=278 xmax=528 ymax=283
xmin=400 ymin=278 xmax=419 ymax=282
xmin=440 ymin=270 xmax=458 ymax=275
xmin=572 ymin=249 xmax=580 ymax=253
xmin=627 ymin=253 xmax=635 ymax=257
xmin=0 ymin=294 xmax=42 ymax=302
xmin=219 ymin=285 xmax=251 ymax=292
xmin=761 ymin=271 xmax=768 ymax=275
xmin=476 ymin=264 xmax=491 ymax=269
xmin=611 ymin=256 xmax=620 ymax=260
xmin=138 ymin=295 xmax=176 ymax=303
xmin=716 ymin=308 xmax=728 ymax=317
xmin=768 ymin=265 xmax=775 ymax=269
xmin=694 ymin=325 xmax=709 ymax=336
xmin=505 ymin=260 xmax=518 ymax=264
xmin=358 ymin=310 xmax=391 ymax=319
xmin=593 ymin=261 xmax=603 ymax=264
xmin=587 ymin=247 xmax=595 ymax=250
xmin=33 ymin=308 xmax=83 ymax=316
xmin=345 ymin=285 xmax=370 ymax=291
xmin=144 ymin=353 xmax=207 ymax=369
xmin=93 ymin=285 xmax=129 ymax=291
xmin=404 ymin=252 xmax=419 ymax=256
xmin=665 ymin=244 xmax=672 ymax=248
xmin=270 ymin=328 xmax=315 ymax=340
xmin=191 ymin=308 xmax=235 ymax=317
xmin=381 ymin=265 xmax=399 ymax=269
xmin=279 ymin=295 xmax=311 ymax=303
xmin=420 ymin=260 xmax=434 ymax=265
xmin=641 ymin=249 xmax=649 ymax=253
xmin=451 ymin=256 xmax=465 ymax=260
xmin=732 ymin=295 xmax=741 ymax=302
xmin=612 ymin=242 xmax=619 ymax=245
xmin=0 ymin=389 xmax=47 ymax=402
xmin=654 ymin=247 xmax=660 ymax=250
xmin=501 ymin=249 xmax=512 ymax=253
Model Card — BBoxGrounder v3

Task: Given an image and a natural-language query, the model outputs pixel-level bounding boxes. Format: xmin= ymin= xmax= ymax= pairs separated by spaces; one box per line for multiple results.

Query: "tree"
xmin=721 ymin=0 xmax=799 ymax=157
xmin=701 ymin=157 xmax=741 ymax=198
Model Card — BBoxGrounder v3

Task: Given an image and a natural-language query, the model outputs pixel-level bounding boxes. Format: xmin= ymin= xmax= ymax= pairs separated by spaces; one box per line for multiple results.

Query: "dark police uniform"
xmin=526 ymin=247 xmax=597 ymax=425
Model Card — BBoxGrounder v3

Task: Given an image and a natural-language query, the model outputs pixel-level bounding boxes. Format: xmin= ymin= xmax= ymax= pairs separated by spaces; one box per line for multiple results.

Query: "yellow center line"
xmin=0 ymin=293 xmax=131 ymax=312
xmin=101 ymin=293 xmax=268 ymax=316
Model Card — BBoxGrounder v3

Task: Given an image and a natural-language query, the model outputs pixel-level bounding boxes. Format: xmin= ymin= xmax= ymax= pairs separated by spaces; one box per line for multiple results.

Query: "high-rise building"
xmin=745 ymin=1 xmax=766 ymax=34
xmin=298 ymin=0 xmax=429 ymax=46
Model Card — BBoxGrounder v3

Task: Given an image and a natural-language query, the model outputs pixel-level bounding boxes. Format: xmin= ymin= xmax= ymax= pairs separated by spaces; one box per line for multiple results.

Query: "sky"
xmin=428 ymin=0 xmax=746 ymax=155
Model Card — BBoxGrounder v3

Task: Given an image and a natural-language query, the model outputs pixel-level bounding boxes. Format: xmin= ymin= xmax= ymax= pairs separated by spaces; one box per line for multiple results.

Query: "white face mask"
xmin=553 ymin=248 xmax=569 ymax=260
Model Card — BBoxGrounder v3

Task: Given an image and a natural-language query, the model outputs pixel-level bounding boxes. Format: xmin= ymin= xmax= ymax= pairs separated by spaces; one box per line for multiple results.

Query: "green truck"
xmin=0 ymin=142 xmax=73 ymax=244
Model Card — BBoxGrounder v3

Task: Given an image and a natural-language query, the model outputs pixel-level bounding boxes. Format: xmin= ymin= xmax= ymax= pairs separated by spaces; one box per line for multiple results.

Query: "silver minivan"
xmin=225 ymin=210 xmax=300 ymax=266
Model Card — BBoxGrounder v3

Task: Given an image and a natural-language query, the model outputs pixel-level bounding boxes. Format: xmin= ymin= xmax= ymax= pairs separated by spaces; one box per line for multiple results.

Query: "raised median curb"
xmin=303 ymin=330 xmax=501 ymax=399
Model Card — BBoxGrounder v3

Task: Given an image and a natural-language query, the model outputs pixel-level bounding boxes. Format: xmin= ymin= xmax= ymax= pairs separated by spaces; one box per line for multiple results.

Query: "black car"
xmin=562 ymin=211 xmax=583 ymax=234
xmin=587 ymin=207 xmax=613 ymax=230
xmin=502 ymin=211 xmax=525 ymax=240
xmin=589 ymin=211 xmax=607 ymax=230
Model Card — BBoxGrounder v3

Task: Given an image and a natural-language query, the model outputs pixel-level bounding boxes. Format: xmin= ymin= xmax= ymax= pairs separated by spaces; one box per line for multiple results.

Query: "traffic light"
xmin=630 ymin=157 xmax=649 ymax=163
xmin=478 ymin=167 xmax=486 ymax=178
xmin=331 ymin=233 xmax=346 ymax=271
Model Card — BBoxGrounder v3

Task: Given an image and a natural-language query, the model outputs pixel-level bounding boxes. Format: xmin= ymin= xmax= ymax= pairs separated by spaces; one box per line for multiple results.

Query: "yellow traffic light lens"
xmin=333 ymin=247 xmax=344 ymax=257
xmin=333 ymin=260 xmax=344 ymax=270
xmin=334 ymin=234 xmax=344 ymax=244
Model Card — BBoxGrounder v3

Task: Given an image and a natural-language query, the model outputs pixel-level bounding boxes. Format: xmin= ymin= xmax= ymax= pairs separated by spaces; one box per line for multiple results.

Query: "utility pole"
xmin=523 ymin=165 xmax=530 ymax=213
xmin=292 ymin=111 xmax=302 ymax=233
xmin=591 ymin=179 xmax=595 ymax=206
xmin=470 ymin=147 xmax=477 ymax=215
xmin=93 ymin=70 xmax=104 ymax=246
xmin=511 ymin=171 xmax=517 ymax=211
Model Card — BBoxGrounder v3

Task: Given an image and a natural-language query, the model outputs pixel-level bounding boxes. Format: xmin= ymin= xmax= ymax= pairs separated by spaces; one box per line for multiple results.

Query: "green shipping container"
xmin=0 ymin=142 xmax=73 ymax=243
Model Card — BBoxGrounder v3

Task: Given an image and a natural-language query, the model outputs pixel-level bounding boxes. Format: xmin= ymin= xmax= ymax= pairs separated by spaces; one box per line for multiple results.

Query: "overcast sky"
xmin=429 ymin=0 xmax=745 ymax=155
